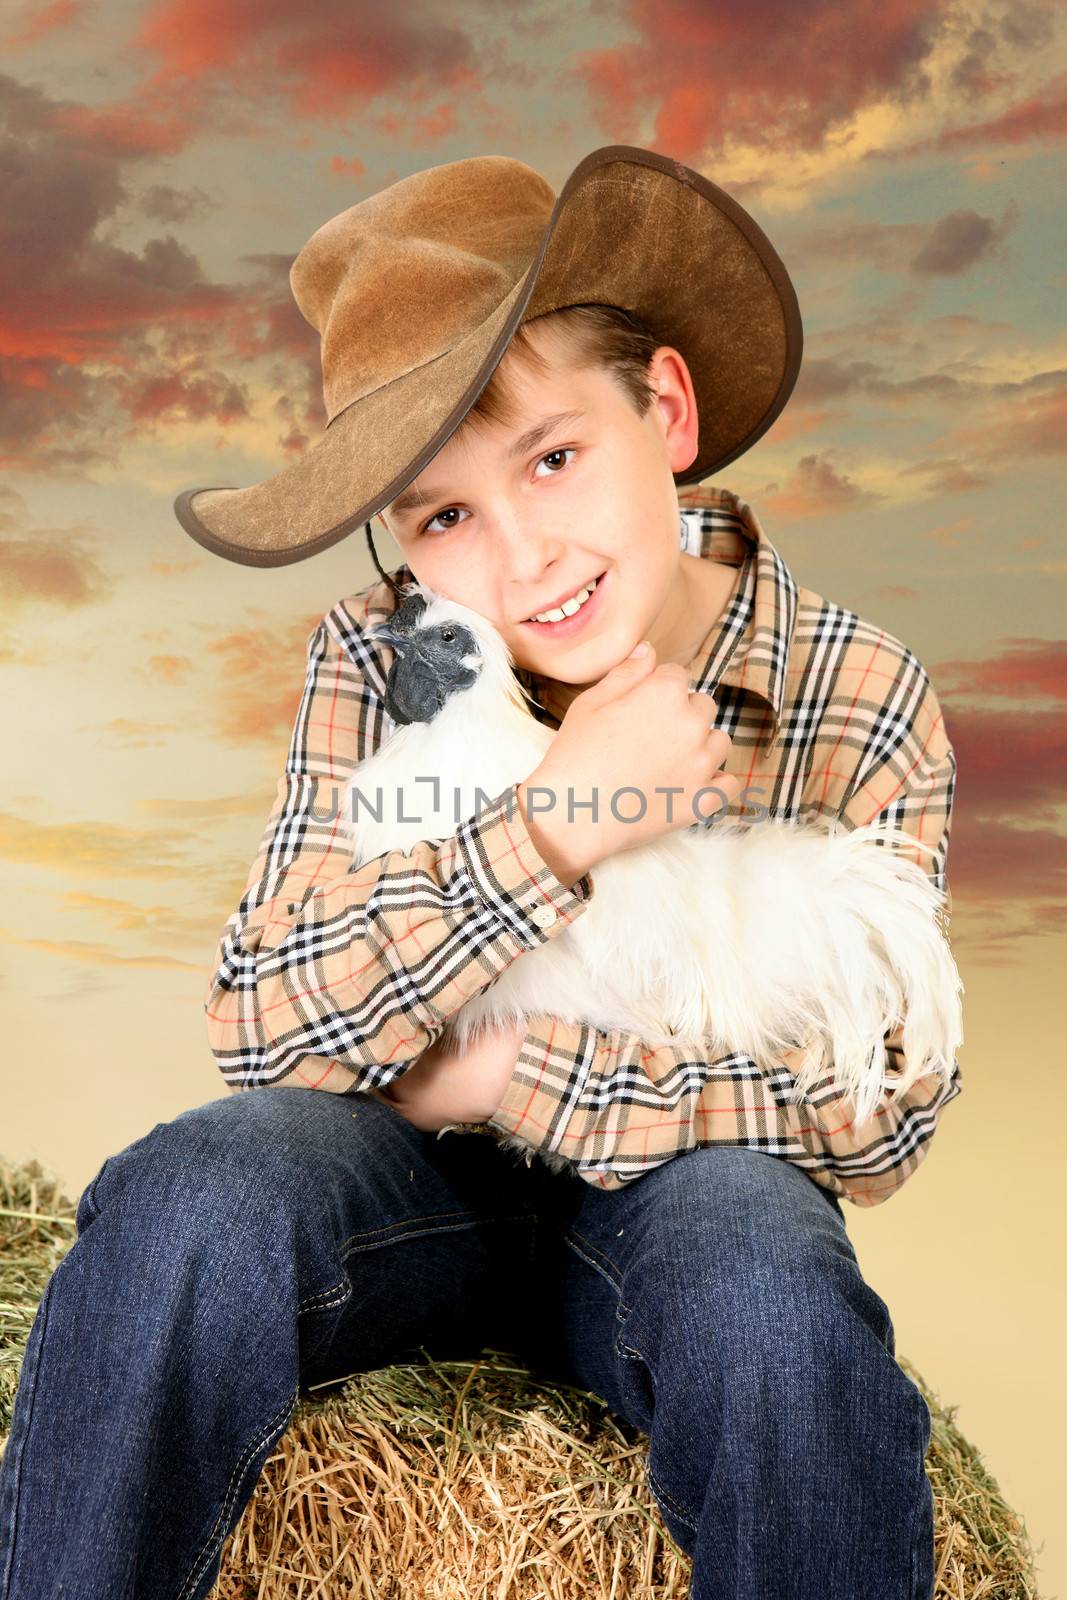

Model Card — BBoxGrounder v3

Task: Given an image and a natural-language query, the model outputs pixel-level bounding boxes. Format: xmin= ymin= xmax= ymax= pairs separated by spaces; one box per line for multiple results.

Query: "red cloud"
xmin=1 ymin=0 xmax=86 ymax=50
xmin=131 ymin=0 xmax=484 ymax=124
xmin=936 ymin=640 xmax=1067 ymax=703
xmin=941 ymin=702 xmax=1065 ymax=820
xmin=565 ymin=0 xmax=942 ymax=159
xmin=0 ymin=75 xmax=312 ymax=470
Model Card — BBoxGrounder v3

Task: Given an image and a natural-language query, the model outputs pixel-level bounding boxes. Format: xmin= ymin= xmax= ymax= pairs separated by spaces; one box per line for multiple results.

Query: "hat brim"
xmin=174 ymin=143 xmax=802 ymax=569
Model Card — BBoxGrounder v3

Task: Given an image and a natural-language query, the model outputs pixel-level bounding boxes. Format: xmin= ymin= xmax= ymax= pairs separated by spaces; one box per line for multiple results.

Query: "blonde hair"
xmin=462 ymin=302 xmax=662 ymax=433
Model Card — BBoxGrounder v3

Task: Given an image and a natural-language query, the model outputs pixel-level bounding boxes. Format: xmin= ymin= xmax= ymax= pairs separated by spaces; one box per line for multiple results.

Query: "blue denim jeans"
xmin=0 ymin=1087 xmax=934 ymax=1599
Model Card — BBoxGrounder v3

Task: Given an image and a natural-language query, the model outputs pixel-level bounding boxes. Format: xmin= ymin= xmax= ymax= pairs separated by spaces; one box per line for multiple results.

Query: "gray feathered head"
xmin=368 ymin=583 xmax=537 ymax=727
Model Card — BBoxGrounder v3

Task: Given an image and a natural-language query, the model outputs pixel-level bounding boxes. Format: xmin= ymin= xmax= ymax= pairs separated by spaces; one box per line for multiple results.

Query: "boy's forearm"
xmin=515 ymin=775 xmax=595 ymax=889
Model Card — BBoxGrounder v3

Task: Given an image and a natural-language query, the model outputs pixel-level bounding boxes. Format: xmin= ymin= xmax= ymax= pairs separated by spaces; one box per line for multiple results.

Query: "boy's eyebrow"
xmin=387 ymin=409 xmax=588 ymax=520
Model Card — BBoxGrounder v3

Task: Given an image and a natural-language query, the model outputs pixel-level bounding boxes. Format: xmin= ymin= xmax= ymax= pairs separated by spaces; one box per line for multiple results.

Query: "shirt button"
xmin=530 ymin=904 xmax=558 ymax=929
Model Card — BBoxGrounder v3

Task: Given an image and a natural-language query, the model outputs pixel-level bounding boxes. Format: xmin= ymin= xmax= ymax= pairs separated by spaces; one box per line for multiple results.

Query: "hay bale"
xmin=0 ymin=1155 xmax=1046 ymax=1598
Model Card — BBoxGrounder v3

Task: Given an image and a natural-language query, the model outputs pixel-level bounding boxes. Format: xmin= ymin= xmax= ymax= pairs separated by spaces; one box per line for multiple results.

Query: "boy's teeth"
xmin=530 ymin=578 xmax=596 ymax=623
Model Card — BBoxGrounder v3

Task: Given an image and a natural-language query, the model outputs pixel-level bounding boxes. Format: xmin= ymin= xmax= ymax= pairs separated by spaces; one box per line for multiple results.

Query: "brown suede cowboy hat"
xmin=172 ymin=143 xmax=803 ymax=570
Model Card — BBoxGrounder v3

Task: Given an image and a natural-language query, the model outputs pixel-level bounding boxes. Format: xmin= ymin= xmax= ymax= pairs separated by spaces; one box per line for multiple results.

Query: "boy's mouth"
xmin=519 ymin=570 xmax=607 ymax=638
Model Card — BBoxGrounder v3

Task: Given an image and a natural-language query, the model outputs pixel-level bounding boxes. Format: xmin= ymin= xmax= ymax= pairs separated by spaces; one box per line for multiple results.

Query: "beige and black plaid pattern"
xmin=205 ymin=485 xmax=961 ymax=1202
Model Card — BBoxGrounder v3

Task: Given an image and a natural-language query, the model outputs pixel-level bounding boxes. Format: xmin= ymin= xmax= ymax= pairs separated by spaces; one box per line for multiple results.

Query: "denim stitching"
xmin=615 ymin=1337 xmax=698 ymax=1535
xmin=296 ymin=1281 xmax=351 ymax=1314
xmin=561 ymin=1229 xmax=624 ymax=1292
xmin=338 ymin=1211 xmax=541 ymax=1262
xmin=173 ymin=1387 xmax=298 ymax=1600
xmin=616 ymin=1342 xmax=697 ymax=1533
xmin=335 ymin=1207 xmax=486 ymax=1250
xmin=646 ymin=1460 xmax=698 ymax=1535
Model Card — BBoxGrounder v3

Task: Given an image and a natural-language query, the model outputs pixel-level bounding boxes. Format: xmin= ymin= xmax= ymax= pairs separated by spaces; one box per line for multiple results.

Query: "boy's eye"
xmin=419 ymin=447 xmax=577 ymax=536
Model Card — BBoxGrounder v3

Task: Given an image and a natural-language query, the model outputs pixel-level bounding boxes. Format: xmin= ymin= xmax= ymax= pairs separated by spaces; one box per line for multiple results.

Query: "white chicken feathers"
xmin=342 ymin=582 xmax=963 ymax=1133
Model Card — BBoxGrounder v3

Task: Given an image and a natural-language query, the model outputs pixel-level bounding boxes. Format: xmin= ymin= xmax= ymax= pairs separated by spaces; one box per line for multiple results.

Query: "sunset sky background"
xmin=2 ymin=0 xmax=1065 ymax=1588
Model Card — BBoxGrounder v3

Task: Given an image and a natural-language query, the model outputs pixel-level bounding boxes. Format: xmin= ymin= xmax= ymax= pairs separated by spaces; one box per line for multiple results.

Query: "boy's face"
xmin=378 ymin=319 xmax=700 ymax=691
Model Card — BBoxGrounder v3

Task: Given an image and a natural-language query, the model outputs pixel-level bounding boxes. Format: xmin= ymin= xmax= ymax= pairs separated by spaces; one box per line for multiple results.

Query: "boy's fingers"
xmin=583 ymin=640 xmax=657 ymax=704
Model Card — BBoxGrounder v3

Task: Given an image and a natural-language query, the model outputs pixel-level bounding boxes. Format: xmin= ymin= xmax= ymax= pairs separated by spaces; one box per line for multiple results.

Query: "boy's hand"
xmin=366 ymin=1020 xmax=526 ymax=1132
xmin=517 ymin=640 xmax=744 ymax=885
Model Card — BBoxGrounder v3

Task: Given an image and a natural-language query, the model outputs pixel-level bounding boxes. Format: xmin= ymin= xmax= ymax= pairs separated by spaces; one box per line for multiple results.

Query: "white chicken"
xmin=341 ymin=582 xmax=963 ymax=1136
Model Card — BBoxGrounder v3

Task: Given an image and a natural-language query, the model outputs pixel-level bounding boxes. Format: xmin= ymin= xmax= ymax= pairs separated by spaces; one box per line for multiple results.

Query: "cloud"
xmin=0 ymin=526 xmax=112 ymax=609
xmin=0 ymin=809 xmax=192 ymax=877
xmin=791 ymin=201 xmax=1020 ymax=279
xmin=0 ymin=72 xmax=312 ymax=473
xmin=758 ymin=453 xmax=886 ymax=518
xmin=567 ymin=0 xmax=947 ymax=160
xmin=909 ymin=200 xmax=1020 ymax=275
xmin=941 ymin=701 xmax=1065 ymax=822
xmin=130 ymin=0 xmax=488 ymax=124
xmin=138 ymin=181 xmax=219 ymax=224
xmin=936 ymin=638 xmax=1067 ymax=702
xmin=1 ymin=0 xmax=88 ymax=52
xmin=199 ymin=613 xmax=324 ymax=746
xmin=0 ymin=926 xmax=202 ymax=970
xmin=894 ymin=65 xmax=1067 ymax=156
xmin=916 ymin=683 xmax=1067 ymax=925
xmin=935 ymin=368 xmax=1067 ymax=466
xmin=144 ymin=653 xmax=194 ymax=684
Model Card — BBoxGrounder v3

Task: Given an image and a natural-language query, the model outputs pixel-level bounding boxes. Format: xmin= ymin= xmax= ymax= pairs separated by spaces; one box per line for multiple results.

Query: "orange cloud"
xmin=758 ymin=454 xmax=886 ymax=519
xmin=200 ymin=614 xmax=324 ymax=747
xmin=0 ymin=926 xmax=202 ymax=970
xmin=0 ymin=810 xmax=191 ymax=877
xmin=145 ymin=654 xmax=193 ymax=684
xmin=0 ymin=531 xmax=112 ymax=609
xmin=942 ymin=375 xmax=1067 ymax=466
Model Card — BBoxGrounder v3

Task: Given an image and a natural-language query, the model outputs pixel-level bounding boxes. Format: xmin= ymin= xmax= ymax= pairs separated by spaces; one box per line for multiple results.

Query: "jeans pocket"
xmin=297 ymin=1273 xmax=355 ymax=1377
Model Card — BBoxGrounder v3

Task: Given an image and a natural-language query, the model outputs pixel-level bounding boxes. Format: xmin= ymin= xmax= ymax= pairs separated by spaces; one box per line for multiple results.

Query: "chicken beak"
xmin=373 ymin=625 xmax=407 ymax=652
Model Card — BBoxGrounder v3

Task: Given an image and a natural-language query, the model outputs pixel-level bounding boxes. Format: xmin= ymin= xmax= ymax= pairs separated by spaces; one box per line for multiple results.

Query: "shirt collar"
xmin=679 ymin=486 xmax=797 ymax=750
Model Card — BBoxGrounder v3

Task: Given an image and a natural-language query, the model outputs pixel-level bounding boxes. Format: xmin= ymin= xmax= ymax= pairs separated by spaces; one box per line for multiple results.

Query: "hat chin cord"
xmin=365 ymin=521 xmax=408 ymax=602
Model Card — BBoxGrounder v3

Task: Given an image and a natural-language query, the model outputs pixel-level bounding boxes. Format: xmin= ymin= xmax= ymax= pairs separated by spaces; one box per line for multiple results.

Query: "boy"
xmin=0 ymin=147 xmax=958 ymax=1598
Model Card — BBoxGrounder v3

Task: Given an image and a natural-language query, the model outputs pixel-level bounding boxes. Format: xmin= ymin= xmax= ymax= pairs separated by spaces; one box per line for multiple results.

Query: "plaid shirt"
xmin=204 ymin=486 xmax=962 ymax=1202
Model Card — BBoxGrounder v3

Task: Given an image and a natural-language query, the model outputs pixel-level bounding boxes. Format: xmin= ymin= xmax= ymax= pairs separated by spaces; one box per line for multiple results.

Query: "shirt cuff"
xmin=486 ymin=1015 xmax=593 ymax=1149
xmin=453 ymin=780 xmax=594 ymax=950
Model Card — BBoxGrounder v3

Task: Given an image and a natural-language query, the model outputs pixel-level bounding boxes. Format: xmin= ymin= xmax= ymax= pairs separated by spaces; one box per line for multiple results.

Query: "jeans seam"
xmin=172 ymin=1386 xmax=298 ymax=1600
xmin=336 ymin=1208 xmax=480 ymax=1250
xmin=337 ymin=1212 xmax=541 ymax=1263
xmin=77 ymin=1166 xmax=108 ymax=1230
xmin=645 ymin=1459 xmax=698 ymax=1535
xmin=297 ymin=1281 xmax=350 ymax=1314
xmin=0 ymin=1271 xmax=56 ymax=1599
xmin=562 ymin=1231 xmax=624 ymax=1293
xmin=615 ymin=1337 xmax=697 ymax=1535
xmin=908 ymin=1388 xmax=933 ymax=1600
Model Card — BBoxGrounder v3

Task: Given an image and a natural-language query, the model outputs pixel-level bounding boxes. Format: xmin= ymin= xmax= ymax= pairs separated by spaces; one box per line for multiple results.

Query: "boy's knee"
xmin=78 ymin=1097 xmax=304 ymax=1237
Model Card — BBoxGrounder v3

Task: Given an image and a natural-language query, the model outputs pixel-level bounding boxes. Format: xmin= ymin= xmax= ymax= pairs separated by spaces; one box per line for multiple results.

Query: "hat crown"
xmin=289 ymin=156 xmax=556 ymax=424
